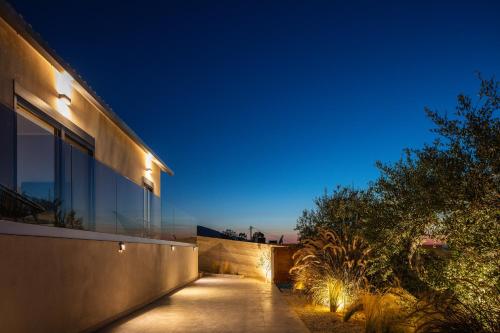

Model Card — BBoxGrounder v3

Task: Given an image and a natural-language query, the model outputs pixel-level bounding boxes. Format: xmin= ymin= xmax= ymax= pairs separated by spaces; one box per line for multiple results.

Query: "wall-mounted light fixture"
xmin=55 ymin=70 xmax=73 ymax=117
xmin=171 ymin=245 xmax=176 ymax=251
xmin=145 ymin=153 xmax=153 ymax=178
xmin=118 ymin=241 xmax=126 ymax=253
xmin=58 ymin=93 xmax=71 ymax=106
xmin=193 ymin=246 xmax=198 ymax=251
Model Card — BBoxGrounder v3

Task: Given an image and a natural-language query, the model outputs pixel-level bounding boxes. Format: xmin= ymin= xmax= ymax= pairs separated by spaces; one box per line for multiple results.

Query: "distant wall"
xmin=0 ymin=229 xmax=198 ymax=333
xmin=272 ymin=246 xmax=296 ymax=284
xmin=197 ymin=236 xmax=272 ymax=280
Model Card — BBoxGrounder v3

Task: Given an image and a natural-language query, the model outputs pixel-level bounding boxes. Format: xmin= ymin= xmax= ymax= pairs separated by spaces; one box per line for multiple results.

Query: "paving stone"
xmin=98 ymin=276 xmax=309 ymax=333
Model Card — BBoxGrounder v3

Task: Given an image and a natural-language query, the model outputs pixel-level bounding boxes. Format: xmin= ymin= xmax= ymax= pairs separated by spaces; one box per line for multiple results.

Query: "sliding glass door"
xmin=16 ymin=103 xmax=94 ymax=228
xmin=16 ymin=106 xmax=57 ymax=224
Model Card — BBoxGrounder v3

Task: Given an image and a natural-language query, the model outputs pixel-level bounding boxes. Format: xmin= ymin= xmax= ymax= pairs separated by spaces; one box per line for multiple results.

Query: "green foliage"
xmin=295 ymin=186 xmax=372 ymax=240
xmin=252 ymin=231 xmax=266 ymax=243
xmin=344 ymin=288 xmax=416 ymax=333
xmin=366 ymin=76 xmax=499 ymax=318
xmin=409 ymin=290 xmax=500 ymax=333
xmin=221 ymin=229 xmax=237 ymax=239
xmin=296 ymin=75 xmax=500 ymax=330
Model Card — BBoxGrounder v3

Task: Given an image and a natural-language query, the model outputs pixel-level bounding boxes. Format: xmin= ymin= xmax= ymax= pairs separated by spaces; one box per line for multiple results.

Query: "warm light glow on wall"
xmin=55 ymin=70 xmax=73 ymax=117
xmin=145 ymin=152 xmax=153 ymax=178
xmin=56 ymin=71 xmax=73 ymax=96
xmin=56 ymin=98 xmax=71 ymax=118
xmin=258 ymin=249 xmax=272 ymax=283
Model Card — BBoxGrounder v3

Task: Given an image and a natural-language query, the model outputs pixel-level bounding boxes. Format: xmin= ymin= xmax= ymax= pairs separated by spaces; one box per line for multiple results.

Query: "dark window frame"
xmin=14 ymin=95 xmax=96 ymax=228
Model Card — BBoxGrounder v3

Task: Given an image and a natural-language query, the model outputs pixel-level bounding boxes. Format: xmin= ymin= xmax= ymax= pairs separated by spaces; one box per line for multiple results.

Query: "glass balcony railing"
xmin=0 ymin=103 xmax=193 ymax=241
xmin=162 ymin=203 xmax=198 ymax=242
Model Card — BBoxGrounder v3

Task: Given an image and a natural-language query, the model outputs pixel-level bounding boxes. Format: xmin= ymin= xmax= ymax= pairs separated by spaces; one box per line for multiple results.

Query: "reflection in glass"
xmin=95 ymin=161 xmax=117 ymax=234
xmin=143 ymin=188 xmax=151 ymax=237
xmin=5 ymin=105 xmax=196 ymax=241
xmin=117 ymin=177 xmax=143 ymax=237
xmin=16 ymin=109 xmax=56 ymax=224
xmin=163 ymin=203 xmax=197 ymax=242
xmin=151 ymin=194 xmax=161 ymax=239
xmin=70 ymin=147 xmax=92 ymax=230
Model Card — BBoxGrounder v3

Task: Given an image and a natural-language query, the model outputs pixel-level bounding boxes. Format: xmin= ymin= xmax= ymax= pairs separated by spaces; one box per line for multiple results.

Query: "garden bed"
xmin=280 ymin=289 xmax=364 ymax=333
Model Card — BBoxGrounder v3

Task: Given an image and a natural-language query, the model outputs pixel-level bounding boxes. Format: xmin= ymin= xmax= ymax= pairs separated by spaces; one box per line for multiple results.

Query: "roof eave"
xmin=0 ymin=1 xmax=174 ymax=176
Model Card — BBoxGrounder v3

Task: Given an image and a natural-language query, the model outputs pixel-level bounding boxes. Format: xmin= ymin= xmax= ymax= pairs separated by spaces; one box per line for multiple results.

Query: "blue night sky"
xmin=10 ymin=0 xmax=500 ymax=241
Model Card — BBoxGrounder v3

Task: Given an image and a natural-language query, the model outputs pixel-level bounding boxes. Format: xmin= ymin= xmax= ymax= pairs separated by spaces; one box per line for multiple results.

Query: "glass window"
xmin=63 ymin=133 xmax=94 ymax=230
xmin=65 ymin=135 xmax=93 ymax=156
xmin=16 ymin=106 xmax=56 ymax=225
xmin=143 ymin=187 xmax=151 ymax=237
xmin=116 ymin=177 xmax=143 ymax=237
xmin=69 ymin=146 xmax=92 ymax=230
xmin=15 ymin=105 xmax=94 ymax=229
xmin=95 ymin=161 xmax=117 ymax=234
xmin=151 ymin=193 xmax=162 ymax=239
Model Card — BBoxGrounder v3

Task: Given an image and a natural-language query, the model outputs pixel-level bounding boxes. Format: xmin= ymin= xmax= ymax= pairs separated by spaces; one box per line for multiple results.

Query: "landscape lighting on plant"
xmin=118 ymin=241 xmax=126 ymax=253
xmin=257 ymin=250 xmax=272 ymax=283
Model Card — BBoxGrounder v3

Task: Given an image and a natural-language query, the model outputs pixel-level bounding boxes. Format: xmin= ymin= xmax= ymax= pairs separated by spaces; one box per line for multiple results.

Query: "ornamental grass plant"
xmin=290 ymin=227 xmax=371 ymax=312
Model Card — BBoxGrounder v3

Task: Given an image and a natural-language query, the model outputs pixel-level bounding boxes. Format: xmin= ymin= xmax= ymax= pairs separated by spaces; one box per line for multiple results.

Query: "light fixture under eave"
xmin=171 ymin=245 xmax=176 ymax=251
xmin=55 ymin=70 xmax=73 ymax=102
xmin=58 ymin=93 xmax=71 ymax=106
xmin=118 ymin=241 xmax=126 ymax=253
xmin=145 ymin=153 xmax=153 ymax=178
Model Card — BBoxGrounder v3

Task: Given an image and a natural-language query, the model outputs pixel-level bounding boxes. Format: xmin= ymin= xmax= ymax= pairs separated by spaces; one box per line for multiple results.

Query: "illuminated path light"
xmin=98 ymin=276 xmax=308 ymax=333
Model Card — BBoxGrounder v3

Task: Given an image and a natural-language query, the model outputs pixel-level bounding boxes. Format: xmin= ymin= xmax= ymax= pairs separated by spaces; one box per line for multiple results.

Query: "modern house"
xmin=0 ymin=2 xmax=197 ymax=332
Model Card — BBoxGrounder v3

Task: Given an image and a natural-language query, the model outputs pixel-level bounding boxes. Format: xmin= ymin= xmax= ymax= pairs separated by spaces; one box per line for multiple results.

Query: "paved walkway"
xmin=98 ymin=276 xmax=309 ymax=333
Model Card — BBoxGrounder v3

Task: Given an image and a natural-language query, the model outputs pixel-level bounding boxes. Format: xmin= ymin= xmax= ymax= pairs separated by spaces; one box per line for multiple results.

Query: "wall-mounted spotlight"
xmin=118 ymin=241 xmax=126 ymax=253
xmin=171 ymin=245 xmax=176 ymax=251
xmin=55 ymin=71 xmax=73 ymax=115
xmin=193 ymin=246 xmax=198 ymax=251
xmin=145 ymin=153 xmax=153 ymax=177
xmin=58 ymin=93 xmax=71 ymax=106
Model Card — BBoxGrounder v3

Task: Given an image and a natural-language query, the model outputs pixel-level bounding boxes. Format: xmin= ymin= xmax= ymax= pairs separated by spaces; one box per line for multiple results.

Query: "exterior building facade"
xmin=0 ymin=2 xmax=197 ymax=332
xmin=0 ymin=3 xmax=170 ymax=237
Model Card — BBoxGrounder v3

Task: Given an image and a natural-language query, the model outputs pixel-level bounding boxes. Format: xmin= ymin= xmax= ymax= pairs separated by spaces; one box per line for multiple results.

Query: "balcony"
xmin=0 ymin=103 xmax=190 ymax=241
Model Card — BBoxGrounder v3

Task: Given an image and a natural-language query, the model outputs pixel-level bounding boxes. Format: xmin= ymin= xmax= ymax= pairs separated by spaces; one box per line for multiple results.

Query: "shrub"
xmin=290 ymin=227 xmax=371 ymax=312
xmin=344 ymin=288 xmax=416 ymax=333
xmin=409 ymin=289 xmax=500 ymax=333
xmin=257 ymin=249 xmax=272 ymax=282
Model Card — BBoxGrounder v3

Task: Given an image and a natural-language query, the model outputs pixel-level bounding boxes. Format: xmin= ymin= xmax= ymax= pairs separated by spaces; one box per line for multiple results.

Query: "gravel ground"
xmin=280 ymin=289 xmax=365 ymax=333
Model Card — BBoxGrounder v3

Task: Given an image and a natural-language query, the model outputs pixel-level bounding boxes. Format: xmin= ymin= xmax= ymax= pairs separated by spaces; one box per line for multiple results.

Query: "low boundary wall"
xmin=0 ymin=221 xmax=198 ymax=333
xmin=272 ymin=246 xmax=296 ymax=284
xmin=197 ymin=236 xmax=272 ymax=280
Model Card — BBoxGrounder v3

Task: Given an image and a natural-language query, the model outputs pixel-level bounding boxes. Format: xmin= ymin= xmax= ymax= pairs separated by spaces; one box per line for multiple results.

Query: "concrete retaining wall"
xmin=197 ymin=236 xmax=272 ymax=280
xmin=0 ymin=232 xmax=198 ymax=333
